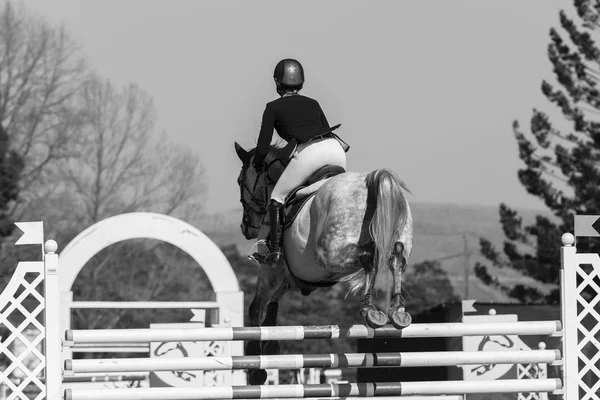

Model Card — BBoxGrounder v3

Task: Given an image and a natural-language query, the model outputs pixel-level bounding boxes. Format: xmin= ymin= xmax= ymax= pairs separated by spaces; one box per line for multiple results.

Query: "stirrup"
xmin=250 ymin=252 xmax=281 ymax=267
xmin=248 ymin=240 xmax=269 ymax=264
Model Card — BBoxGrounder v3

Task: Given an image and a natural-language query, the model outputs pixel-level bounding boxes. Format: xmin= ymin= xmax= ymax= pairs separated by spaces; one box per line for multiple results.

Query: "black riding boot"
xmin=265 ymin=200 xmax=284 ymax=265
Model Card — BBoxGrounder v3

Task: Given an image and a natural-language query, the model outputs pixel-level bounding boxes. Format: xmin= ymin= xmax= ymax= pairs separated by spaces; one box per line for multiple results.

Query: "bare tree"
xmin=52 ymin=75 xmax=208 ymax=330
xmin=0 ymin=2 xmax=209 ymax=331
xmin=35 ymin=76 xmax=208 ymax=333
xmin=52 ymin=74 xmax=206 ymax=225
xmin=0 ymin=1 xmax=87 ymax=220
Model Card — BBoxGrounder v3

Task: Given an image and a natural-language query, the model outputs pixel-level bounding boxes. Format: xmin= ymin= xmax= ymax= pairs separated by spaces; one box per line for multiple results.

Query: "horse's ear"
xmin=234 ymin=142 xmax=250 ymax=163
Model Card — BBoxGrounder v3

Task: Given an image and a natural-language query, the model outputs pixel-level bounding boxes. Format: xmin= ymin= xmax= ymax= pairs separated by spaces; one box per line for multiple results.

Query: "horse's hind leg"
xmin=359 ymin=261 xmax=388 ymax=328
xmin=388 ymin=241 xmax=412 ymax=329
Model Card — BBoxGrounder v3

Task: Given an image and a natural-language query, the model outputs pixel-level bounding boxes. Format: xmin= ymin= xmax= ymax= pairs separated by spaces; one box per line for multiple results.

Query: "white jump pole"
xmin=64 ymin=379 xmax=562 ymax=400
xmin=65 ymin=349 xmax=561 ymax=373
xmin=64 ymin=320 xmax=562 ymax=344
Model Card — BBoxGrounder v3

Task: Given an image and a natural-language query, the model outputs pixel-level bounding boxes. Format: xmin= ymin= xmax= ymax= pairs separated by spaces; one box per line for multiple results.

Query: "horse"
xmin=234 ymin=140 xmax=413 ymax=385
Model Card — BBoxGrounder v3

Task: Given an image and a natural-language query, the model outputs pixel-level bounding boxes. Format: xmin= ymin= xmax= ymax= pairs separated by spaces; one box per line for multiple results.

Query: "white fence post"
xmin=44 ymin=240 xmax=62 ymax=400
xmin=560 ymin=233 xmax=577 ymax=400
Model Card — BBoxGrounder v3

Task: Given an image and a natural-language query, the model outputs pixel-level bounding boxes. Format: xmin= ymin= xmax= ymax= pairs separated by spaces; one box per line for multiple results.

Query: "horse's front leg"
xmin=359 ymin=261 xmax=388 ymax=328
xmin=246 ymin=295 xmax=267 ymax=358
xmin=260 ymin=282 xmax=290 ymax=356
xmin=388 ymin=241 xmax=412 ymax=329
xmin=245 ymin=265 xmax=286 ymax=385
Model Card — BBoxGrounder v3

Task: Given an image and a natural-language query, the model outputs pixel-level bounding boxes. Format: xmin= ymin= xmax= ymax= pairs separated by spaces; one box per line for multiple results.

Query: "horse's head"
xmin=234 ymin=143 xmax=268 ymax=239
xmin=234 ymin=140 xmax=293 ymax=239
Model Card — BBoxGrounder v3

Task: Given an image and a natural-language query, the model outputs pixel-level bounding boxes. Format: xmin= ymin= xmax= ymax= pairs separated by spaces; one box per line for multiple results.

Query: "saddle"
xmin=252 ymin=164 xmax=345 ymax=270
xmin=282 ymin=164 xmax=345 ymax=230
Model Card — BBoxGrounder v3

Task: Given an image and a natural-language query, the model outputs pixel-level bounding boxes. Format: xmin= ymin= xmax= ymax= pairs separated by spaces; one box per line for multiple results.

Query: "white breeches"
xmin=270 ymin=137 xmax=347 ymax=203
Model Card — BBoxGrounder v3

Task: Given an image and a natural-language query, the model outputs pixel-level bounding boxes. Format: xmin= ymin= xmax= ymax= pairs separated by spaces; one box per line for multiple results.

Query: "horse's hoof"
xmin=365 ymin=309 xmax=388 ymax=328
xmin=248 ymin=369 xmax=268 ymax=385
xmin=262 ymin=340 xmax=280 ymax=355
xmin=390 ymin=310 xmax=412 ymax=329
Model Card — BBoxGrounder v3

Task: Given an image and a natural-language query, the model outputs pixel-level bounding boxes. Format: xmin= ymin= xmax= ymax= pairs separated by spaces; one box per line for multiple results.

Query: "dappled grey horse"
xmin=235 ymin=140 xmax=413 ymax=385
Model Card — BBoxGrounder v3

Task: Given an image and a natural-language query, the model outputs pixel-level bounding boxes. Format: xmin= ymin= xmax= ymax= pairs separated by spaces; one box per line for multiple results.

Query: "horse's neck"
xmin=265 ymin=157 xmax=285 ymax=181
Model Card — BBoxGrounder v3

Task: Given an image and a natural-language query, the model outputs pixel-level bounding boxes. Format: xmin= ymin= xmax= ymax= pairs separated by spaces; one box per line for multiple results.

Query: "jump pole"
xmin=64 ymin=379 xmax=562 ymax=400
xmin=64 ymin=349 xmax=561 ymax=374
xmin=64 ymin=320 xmax=562 ymax=344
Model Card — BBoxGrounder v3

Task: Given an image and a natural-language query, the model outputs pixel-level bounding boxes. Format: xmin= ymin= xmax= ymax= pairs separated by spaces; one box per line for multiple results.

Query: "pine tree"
xmin=475 ymin=0 xmax=600 ymax=303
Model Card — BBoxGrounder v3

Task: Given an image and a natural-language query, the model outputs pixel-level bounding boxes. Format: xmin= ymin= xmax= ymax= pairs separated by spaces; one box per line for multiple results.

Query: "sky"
xmin=16 ymin=0 xmax=569 ymax=214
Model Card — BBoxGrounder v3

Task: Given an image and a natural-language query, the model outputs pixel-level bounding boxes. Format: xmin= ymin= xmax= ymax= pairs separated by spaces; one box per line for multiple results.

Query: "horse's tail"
xmin=368 ymin=168 xmax=410 ymax=284
xmin=341 ymin=169 xmax=410 ymax=295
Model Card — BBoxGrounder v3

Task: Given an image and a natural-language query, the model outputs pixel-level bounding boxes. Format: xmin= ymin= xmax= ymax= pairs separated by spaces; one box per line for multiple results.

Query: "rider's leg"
xmin=270 ymin=138 xmax=347 ymax=204
xmin=264 ymin=138 xmax=346 ymax=265
xmin=263 ymin=199 xmax=284 ymax=265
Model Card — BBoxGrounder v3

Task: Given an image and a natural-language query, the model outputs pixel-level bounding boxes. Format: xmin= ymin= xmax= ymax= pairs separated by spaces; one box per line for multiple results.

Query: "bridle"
xmin=238 ymin=157 xmax=288 ymax=232
xmin=238 ymin=166 xmax=268 ymax=231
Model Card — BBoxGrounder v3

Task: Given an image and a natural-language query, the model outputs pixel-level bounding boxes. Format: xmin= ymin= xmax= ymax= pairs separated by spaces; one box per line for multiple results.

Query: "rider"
xmin=253 ymin=58 xmax=349 ymax=266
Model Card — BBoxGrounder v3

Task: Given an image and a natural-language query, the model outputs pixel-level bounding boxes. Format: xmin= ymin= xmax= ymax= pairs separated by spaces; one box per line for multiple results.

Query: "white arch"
xmin=58 ymin=212 xmax=239 ymax=293
xmin=57 ymin=212 xmax=245 ymax=382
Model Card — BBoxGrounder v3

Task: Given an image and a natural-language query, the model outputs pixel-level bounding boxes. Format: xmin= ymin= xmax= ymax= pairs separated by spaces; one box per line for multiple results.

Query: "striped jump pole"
xmin=64 ymin=320 xmax=562 ymax=345
xmin=64 ymin=379 xmax=562 ymax=400
xmin=64 ymin=349 xmax=561 ymax=374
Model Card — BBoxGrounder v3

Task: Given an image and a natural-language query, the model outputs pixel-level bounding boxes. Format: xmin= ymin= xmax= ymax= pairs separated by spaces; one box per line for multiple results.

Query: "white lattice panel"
xmin=0 ymin=261 xmax=45 ymax=400
xmin=574 ymin=255 xmax=600 ymax=400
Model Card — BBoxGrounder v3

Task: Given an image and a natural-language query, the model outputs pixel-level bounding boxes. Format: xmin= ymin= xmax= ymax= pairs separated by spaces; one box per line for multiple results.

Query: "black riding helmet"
xmin=273 ymin=59 xmax=305 ymax=88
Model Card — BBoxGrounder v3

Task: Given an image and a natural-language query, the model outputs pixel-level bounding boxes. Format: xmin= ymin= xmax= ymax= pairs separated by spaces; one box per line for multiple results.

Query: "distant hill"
xmin=195 ymin=202 xmax=557 ymax=303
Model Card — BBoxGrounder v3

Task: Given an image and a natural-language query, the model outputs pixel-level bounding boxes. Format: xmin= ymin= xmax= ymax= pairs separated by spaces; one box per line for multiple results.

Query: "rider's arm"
xmin=318 ymin=102 xmax=331 ymax=130
xmin=255 ymin=104 xmax=275 ymax=168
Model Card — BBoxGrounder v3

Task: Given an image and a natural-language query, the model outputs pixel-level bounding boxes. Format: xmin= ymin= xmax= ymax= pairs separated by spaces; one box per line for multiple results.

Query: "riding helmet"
xmin=273 ymin=59 xmax=305 ymax=87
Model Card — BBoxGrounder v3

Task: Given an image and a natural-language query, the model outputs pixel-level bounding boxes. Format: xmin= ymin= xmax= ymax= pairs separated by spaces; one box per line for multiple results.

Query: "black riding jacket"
xmin=254 ymin=94 xmax=331 ymax=167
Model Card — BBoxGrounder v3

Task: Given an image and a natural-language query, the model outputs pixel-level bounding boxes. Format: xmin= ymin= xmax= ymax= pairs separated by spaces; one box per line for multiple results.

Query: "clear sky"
xmin=17 ymin=0 xmax=568 ymax=214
